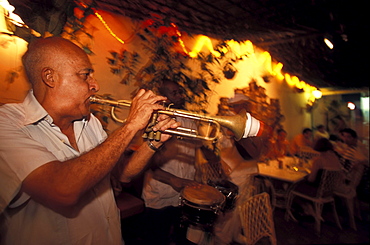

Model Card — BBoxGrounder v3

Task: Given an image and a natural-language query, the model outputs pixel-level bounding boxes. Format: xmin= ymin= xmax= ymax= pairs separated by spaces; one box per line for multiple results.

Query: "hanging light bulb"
xmin=324 ymin=37 xmax=334 ymax=49
xmin=0 ymin=4 xmax=11 ymax=34
xmin=312 ymin=89 xmax=322 ymax=99
xmin=347 ymin=102 xmax=356 ymax=110
xmin=1 ymin=0 xmax=25 ymax=27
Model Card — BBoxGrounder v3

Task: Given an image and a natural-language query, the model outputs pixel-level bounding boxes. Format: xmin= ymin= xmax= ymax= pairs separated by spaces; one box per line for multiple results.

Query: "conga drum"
xmin=208 ymin=179 xmax=239 ymax=211
xmin=179 ymin=184 xmax=225 ymax=230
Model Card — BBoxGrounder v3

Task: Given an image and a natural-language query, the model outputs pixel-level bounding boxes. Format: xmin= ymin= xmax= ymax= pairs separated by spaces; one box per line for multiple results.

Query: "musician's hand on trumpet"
xmin=125 ymin=89 xmax=181 ymax=144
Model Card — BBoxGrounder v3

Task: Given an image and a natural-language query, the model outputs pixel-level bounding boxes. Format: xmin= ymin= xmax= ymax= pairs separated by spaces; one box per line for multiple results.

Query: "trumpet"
xmin=89 ymin=95 xmax=247 ymax=141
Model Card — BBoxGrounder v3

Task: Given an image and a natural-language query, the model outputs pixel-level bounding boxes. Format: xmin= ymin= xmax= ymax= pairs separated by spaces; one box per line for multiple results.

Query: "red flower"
xmin=158 ymin=26 xmax=170 ymax=34
xmin=141 ymin=19 xmax=154 ymax=28
xmin=74 ymin=7 xmax=84 ymax=19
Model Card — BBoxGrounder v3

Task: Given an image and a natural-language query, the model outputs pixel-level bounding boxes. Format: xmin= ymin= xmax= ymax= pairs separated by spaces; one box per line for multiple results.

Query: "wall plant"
xmin=127 ymin=14 xmax=223 ymax=113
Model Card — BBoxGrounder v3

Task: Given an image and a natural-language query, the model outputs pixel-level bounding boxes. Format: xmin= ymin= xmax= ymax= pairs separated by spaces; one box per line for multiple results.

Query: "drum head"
xmin=181 ymin=185 xmax=225 ymax=205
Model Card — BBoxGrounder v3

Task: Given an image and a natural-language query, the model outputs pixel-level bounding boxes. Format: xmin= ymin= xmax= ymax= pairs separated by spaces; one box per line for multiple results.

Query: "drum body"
xmin=208 ymin=179 xmax=239 ymax=211
xmin=180 ymin=185 xmax=225 ymax=229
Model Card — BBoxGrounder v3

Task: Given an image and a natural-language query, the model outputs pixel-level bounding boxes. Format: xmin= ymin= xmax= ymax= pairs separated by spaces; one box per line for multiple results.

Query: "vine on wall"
xmin=105 ymin=15 xmax=261 ymax=113
xmin=128 ymin=15 xmax=221 ymax=112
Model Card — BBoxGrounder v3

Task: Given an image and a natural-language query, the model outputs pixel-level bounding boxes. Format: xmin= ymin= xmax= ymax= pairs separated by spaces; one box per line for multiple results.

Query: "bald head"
xmin=22 ymin=37 xmax=87 ymax=87
xmin=21 ymin=37 xmax=98 ymax=124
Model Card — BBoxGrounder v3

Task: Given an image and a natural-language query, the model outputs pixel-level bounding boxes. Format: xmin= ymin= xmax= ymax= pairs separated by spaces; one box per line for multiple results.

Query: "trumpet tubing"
xmin=90 ymin=95 xmax=131 ymax=123
xmin=89 ymin=96 xmax=131 ymax=108
xmin=89 ymin=95 xmax=247 ymax=141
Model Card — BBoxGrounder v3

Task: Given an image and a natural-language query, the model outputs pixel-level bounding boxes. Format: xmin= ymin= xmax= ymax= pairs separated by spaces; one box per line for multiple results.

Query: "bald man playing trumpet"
xmin=0 ymin=37 xmax=180 ymax=245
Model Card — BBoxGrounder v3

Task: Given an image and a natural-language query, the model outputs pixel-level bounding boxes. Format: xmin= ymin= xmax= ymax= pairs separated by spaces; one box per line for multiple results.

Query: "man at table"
xmin=313 ymin=124 xmax=330 ymax=144
xmin=336 ymin=128 xmax=369 ymax=168
xmin=335 ymin=128 xmax=369 ymax=200
xmin=290 ymin=128 xmax=314 ymax=156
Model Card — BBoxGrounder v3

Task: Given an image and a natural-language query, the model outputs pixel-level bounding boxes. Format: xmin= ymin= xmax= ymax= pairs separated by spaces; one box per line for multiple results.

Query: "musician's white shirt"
xmin=142 ymin=117 xmax=197 ymax=209
xmin=0 ymin=90 xmax=122 ymax=245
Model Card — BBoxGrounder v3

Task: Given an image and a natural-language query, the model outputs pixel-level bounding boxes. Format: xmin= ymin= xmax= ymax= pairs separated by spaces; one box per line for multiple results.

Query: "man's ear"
xmin=41 ymin=67 xmax=55 ymax=88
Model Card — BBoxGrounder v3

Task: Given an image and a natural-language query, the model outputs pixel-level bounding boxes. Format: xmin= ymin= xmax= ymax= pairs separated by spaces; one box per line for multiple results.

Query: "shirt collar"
xmin=23 ymin=90 xmax=51 ymax=125
xmin=23 ymin=90 xmax=90 ymax=134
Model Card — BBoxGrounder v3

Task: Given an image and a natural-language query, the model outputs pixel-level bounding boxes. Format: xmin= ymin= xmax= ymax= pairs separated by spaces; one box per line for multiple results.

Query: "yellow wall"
xmin=0 ymin=35 xmax=29 ymax=103
xmin=0 ymin=10 xmax=315 ymax=140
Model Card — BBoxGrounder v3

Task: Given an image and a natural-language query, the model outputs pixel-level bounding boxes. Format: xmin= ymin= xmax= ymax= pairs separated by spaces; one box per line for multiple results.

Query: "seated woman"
xmin=291 ymin=138 xmax=343 ymax=215
xmin=308 ymin=138 xmax=343 ymax=183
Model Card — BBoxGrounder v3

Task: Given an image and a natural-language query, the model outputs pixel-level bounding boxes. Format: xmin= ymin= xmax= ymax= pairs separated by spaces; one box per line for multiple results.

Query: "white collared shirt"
xmin=0 ymin=90 xmax=123 ymax=245
xmin=142 ymin=117 xmax=197 ymax=209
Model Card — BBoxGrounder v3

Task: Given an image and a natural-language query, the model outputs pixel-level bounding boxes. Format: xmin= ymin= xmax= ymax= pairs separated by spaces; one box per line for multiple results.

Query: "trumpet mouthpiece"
xmin=89 ymin=95 xmax=97 ymax=102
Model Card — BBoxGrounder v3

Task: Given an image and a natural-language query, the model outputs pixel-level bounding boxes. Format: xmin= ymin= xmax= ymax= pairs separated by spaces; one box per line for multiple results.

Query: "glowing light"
xmin=258 ymin=51 xmax=273 ymax=74
xmin=1 ymin=0 xmax=24 ymax=27
xmin=312 ymin=90 xmax=322 ymax=99
xmin=74 ymin=1 xmax=125 ymax=45
xmin=347 ymin=102 xmax=356 ymax=110
xmin=284 ymin=73 xmax=319 ymax=101
xmin=188 ymin=35 xmax=320 ymax=101
xmin=189 ymin=35 xmax=221 ymax=58
xmin=295 ymin=80 xmax=305 ymax=89
xmin=285 ymin=74 xmax=296 ymax=86
xmin=94 ymin=11 xmax=125 ymax=44
xmin=170 ymin=23 xmax=189 ymax=55
xmin=271 ymin=63 xmax=284 ymax=80
xmin=0 ymin=0 xmax=40 ymax=36
xmin=225 ymin=39 xmax=254 ymax=59
xmin=324 ymin=38 xmax=334 ymax=49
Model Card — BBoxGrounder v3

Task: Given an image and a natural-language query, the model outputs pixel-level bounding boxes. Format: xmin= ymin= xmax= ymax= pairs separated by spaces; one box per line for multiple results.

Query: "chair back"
xmin=238 ymin=192 xmax=277 ymax=245
xmin=316 ymin=169 xmax=343 ymax=198
xmin=346 ymin=164 xmax=365 ymax=189
xmin=299 ymin=146 xmax=320 ymax=159
xmin=335 ymin=164 xmax=365 ymax=196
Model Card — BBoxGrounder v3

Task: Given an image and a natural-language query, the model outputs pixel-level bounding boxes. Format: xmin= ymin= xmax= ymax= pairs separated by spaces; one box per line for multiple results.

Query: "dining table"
xmin=256 ymin=156 xmax=311 ymax=209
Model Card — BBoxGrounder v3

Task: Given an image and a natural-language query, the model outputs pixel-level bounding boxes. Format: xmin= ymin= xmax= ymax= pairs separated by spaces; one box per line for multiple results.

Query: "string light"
xmin=188 ymin=37 xmax=321 ymax=101
xmin=324 ymin=38 xmax=334 ymax=49
xmin=188 ymin=35 xmax=221 ymax=58
xmin=0 ymin=0 xmax=40 ymax=36
xmin=171 ymin=23 xmax=189 ymax=55
xmin=94 ymin=11 xmax=125 ymax=44
xmin=1 ymin=0 xmax=24 ymax=27
xmin=74 ymin=1 xmax=321 ymax=102
xmin=75 ymin=1 xmax=125 ymax=45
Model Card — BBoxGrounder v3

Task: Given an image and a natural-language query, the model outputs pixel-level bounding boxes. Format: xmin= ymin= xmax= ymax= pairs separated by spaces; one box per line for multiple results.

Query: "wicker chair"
xmin=253 ymin=176 xmax=277 ymax=210
xmin=334 ymin=164 xmax=365 ymax=230
xmin=238 ymin=192 xmax=277 ymax=245
xmin=285 ymin=169 xmax=343 ymax=236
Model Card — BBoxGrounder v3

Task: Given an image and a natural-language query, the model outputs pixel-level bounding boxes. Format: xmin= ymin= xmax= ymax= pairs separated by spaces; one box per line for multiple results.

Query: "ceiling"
xmin=9 ymin=0 xmax=370 ymax=90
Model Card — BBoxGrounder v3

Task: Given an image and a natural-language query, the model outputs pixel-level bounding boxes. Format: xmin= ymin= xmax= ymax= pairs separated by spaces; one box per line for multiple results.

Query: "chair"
xmin=115 ymin=191 xmax=145 ymax=219
xmin=334 ymin=164 xmax=365 ymax=230
xmin=114 ymin=174 xmax=145 ymax=219
xmin=285 ymin=169 xmax=343 ymax=236
xmin=238 ymin=192 xmax=277 ymax=245
xmin=253 ymin=176 xmax=276 ymax=210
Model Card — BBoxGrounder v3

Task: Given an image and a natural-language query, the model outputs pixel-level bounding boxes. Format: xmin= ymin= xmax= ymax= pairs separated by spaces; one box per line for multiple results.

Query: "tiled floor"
xmin=121 ymin=198 xmax=369 ymax=245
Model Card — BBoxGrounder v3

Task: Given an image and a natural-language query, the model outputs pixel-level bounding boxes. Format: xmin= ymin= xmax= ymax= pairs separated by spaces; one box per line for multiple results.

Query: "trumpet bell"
xmin=211 ymin=110 xmax=247 ymax=141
